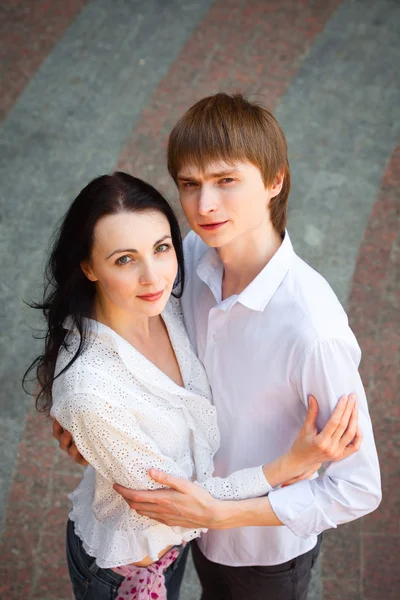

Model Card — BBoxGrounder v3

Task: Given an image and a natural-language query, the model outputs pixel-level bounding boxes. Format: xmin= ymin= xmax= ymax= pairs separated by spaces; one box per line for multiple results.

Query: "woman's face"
xmin=82 ymin=210 xmax=178 ymax=318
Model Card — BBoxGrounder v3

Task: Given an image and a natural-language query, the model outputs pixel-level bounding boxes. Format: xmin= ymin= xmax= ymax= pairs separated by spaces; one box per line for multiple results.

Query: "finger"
xmin=134 ymin=509 xmax=199 ymax=527
xmin=338 ymin=402 xmax=359 ymax=448
xmin=136 ymin=512 xmax=197 ymax=527
xmin=343 ymin=427 xmax=363 ymax=457
xmin=128 ymin=501 xmax=171 ymax=514
xmin=52 ymin=419 xmax=64 ymax=440
xmin=331 ymin=394 xmax=356 ymax=444
xmin=68 ymin=444 xmax=88 ymax=466
xmin=58 ymin=430 xmax=74 ymax=452
xmin=148 ymin=469 xmax=189 ymax=493
xmin=316 ymin=395 xmax=348 ymax=440
xmin=113 ymin=484 xmax=170 ymax=505
xmin=304 ymin=395 xmax=319 ymax=431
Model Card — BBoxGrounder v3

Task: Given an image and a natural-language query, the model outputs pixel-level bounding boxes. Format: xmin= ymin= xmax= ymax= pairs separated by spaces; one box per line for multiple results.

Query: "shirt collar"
xmin=196 ymin=230 xmax=294 ymax=312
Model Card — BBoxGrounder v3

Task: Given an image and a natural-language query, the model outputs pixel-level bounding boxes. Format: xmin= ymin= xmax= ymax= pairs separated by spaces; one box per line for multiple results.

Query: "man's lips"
xmin=136 ymin=290 xmax=164 ymax=302
xmin=198 ymin=220 xmax=228 ymax=231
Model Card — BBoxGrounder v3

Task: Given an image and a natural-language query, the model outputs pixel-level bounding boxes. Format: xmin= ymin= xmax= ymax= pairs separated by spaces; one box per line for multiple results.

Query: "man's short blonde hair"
xmin=167 ymin=93 xmax=290 ymax=236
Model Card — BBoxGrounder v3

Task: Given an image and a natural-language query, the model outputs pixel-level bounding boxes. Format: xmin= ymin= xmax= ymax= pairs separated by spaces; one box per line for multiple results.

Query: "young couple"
xmin=29 ymin=93 xmax=381 ymax=600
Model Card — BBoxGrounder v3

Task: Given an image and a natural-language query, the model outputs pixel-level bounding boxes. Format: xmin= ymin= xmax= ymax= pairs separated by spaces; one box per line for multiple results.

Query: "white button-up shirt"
xmin=181 ymin=230 xmax=381 ymax=566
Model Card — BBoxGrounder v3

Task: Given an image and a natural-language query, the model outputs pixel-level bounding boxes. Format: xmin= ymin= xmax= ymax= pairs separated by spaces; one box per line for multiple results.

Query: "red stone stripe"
xmin=0 ymin=0 xmax=87 ymax=123
xmin=323 ymin=145 xmax=400 ymax=600
xmin=116 ymin=0 xmax=342 ymax=204
xmin=0 ymin=409 xmax=82 ymax=599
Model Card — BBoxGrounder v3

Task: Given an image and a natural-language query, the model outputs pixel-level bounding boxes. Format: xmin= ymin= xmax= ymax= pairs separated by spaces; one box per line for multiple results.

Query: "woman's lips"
xmin=136 ymin=290 xmax=164 ymax=302
xmin=199 ymin=221 xmax=228 ymax=231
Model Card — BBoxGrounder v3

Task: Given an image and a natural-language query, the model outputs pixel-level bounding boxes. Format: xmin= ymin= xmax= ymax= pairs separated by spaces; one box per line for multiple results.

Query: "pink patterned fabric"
xmin=113 ymin=546 xmax=181 ymax=600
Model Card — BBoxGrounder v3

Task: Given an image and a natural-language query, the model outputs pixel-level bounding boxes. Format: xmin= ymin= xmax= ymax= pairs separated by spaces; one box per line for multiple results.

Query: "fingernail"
xmin=350 ymin=393 xmax=356 ymax=402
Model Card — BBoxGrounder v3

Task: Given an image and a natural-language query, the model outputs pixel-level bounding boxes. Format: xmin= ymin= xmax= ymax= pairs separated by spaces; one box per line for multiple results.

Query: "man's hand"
xmin=52 ymin=419 xmax=88 ymax=466
xmin=114 ymin=470 xmax=219 ymax=529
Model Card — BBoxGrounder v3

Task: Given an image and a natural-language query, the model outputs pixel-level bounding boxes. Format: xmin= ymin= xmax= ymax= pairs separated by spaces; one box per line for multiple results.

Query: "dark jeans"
xmin=192 ymin=535 xmax=323 ymax=600
xmin=66 ymin=519 xmax=189 ymax=600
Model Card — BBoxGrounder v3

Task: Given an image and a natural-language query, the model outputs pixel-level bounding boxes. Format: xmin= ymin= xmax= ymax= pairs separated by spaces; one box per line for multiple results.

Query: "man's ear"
xmin=81 ymin=260 xmax=98 ymax=282
xmin=270 ymin=172 xmax=284 ymax=198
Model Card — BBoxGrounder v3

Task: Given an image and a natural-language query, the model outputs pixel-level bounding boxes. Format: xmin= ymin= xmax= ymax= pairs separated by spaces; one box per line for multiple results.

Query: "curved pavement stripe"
xmin=322 ymin=144 xmax=400 ymax=600
xmin=0 ymin=0 xmax=214 ymax=530
xmin=0 ymin=0 xmax=88 ymax=123
xmin=275 ymin=4 xmax=400 ymax=595
xmin=117 ymin=0 xmax=342 ymax=205
xmin=277 ymin=0 xmax=400 ymax=306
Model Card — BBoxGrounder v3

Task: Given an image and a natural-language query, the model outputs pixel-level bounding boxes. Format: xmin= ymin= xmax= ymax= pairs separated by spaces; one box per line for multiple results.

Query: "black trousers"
xmin=192 ymin=535 xmax=322 ymax=600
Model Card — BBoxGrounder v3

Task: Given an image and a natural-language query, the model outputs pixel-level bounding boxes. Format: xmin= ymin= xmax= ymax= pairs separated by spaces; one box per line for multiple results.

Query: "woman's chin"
xmin=134 ymin=292 xmax=170 ymax=315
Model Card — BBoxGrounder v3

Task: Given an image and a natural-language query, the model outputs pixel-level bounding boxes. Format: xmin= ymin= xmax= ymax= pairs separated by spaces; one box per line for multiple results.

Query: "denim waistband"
xmin=66 ymin=518 xmax=185 ymax=586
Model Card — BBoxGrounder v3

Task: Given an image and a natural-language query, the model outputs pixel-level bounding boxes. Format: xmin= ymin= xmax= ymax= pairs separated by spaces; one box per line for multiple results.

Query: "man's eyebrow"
xmin=177 ymin=168 xmax=241 ymax=181
xmin=106 ymin=235 xmax=172 ymax=259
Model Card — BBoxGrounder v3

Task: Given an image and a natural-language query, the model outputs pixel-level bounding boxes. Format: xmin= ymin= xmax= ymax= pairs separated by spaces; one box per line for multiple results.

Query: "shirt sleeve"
xmin=52 ymin=393 xmax=272 ymax=499
xmin=268 ymin=337 xmax=382 ymax=538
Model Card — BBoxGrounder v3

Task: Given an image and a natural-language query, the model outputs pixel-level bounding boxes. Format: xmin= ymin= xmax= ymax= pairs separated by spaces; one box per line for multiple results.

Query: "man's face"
xmin=177 ymin=160 xmax=281 ymax=249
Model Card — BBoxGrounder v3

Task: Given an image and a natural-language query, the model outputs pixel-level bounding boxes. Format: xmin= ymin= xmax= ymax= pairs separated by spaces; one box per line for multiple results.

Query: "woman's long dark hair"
xmin=23 ymin=172 xmax=185 ymax=414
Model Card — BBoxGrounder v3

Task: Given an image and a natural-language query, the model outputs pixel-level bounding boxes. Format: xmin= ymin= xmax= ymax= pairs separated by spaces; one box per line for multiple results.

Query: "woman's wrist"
xmin=262 ymin=452 xmax=303 ymax=488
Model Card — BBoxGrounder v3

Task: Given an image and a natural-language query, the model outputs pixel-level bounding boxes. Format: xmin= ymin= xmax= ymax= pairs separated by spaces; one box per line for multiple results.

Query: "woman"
xmin=25 ymin=173 xmax=359 ymax=600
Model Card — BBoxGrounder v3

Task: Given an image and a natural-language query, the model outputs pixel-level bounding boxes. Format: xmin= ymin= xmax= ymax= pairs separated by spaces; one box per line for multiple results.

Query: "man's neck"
xmin=218 ymin=225 xmax=283 ymax=299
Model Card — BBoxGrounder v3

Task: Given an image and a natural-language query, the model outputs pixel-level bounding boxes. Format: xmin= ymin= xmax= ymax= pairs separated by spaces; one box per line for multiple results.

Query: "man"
xmin=56 ymin=93 xmax=381 ymax=599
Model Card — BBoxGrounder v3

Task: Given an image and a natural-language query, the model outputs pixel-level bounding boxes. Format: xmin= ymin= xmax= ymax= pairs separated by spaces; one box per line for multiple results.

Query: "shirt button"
xmin=212 ymin=334 xmax=217 ymax=342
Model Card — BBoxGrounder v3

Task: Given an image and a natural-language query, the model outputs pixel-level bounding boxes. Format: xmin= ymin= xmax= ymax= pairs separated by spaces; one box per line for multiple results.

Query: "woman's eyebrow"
xmin=106 ymin=236 xmax=172 ymax=260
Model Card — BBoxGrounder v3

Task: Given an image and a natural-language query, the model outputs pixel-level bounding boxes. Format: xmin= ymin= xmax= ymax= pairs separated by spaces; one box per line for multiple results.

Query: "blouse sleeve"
xmin=51 ymin=393 xmax=189 ymax=490
xmin=199 ymin=466 xmax=272 ymax=500
xmin=51 ymin=392 xmax=271 ymax=499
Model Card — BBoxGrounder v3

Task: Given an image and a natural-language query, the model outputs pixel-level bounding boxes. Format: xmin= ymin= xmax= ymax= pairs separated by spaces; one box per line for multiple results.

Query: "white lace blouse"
xmin=51 ymin=298 xmax=272 ymax=568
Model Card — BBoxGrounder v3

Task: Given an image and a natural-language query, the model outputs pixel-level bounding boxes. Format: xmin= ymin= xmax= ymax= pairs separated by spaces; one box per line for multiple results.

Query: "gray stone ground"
xmin=1 ymin=1 xmax=399 ymax=598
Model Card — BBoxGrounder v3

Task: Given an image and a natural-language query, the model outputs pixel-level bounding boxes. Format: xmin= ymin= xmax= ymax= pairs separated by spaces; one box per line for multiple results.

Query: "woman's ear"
xmin=80 ymin=260 xmax=98 ymax=282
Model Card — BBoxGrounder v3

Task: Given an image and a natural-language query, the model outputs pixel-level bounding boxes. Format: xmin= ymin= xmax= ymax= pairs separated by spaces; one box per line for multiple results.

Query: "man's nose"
xmin=198 ymin=186 xmax=218 ymax=215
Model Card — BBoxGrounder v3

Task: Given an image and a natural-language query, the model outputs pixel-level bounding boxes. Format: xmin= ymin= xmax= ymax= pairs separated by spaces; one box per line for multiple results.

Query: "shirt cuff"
xmin=268 ymin=479 xmax=336 ymax=538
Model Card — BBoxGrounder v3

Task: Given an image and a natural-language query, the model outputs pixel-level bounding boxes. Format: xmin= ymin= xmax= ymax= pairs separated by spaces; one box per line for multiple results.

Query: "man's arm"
xmin=113 ymin=393 xmax=362 ymax=528
xmin=267 ymin=337 xmax=381 ymax=538
xmin=115 ymin=471 xmax=283 ymax=528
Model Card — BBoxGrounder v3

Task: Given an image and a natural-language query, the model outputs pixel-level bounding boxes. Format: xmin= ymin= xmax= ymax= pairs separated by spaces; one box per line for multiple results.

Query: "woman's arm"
xmin=112 ymin=393 xmax=361 ymax=526
xmin=196 ymin=392 xmax=360 ymax=501
xmin=51 ymin=393 xmax=191 ymax=489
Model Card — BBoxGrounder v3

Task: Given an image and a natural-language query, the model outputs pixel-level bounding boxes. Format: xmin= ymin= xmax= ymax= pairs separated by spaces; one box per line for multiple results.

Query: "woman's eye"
xmin=155 ymin=243 xmax=171 ymax=253
xmin=116 ymin=255 xmax=132 ymax=266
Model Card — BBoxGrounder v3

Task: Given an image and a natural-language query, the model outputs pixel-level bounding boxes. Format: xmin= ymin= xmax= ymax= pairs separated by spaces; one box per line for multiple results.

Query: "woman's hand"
xmin=263 ymin=394 xmax=362 ymax=488
xmin=283 ymin=394 xmax=362 ymax=486
xmin=52 ymin=419 xmax=88 ymax=466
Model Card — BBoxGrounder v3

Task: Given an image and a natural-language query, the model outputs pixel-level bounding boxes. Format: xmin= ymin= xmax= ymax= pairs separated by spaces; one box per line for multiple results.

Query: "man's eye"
xmin=219 ymin=177 xmax=234 ymax=184
xmin=116 ymin=255 xmax=133 ymax=265
xmin=155 ymin=243 xmax=171 ymax=253
xmin=183 ymin=181 xmax=197 ymax=188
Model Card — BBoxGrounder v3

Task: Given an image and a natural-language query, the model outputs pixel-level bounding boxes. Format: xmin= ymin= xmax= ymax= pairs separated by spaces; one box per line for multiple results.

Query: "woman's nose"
xmin=138 ymin=262 xmax=160 ymax=286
